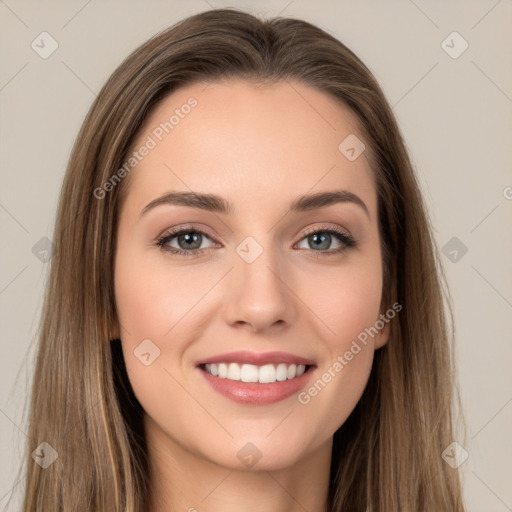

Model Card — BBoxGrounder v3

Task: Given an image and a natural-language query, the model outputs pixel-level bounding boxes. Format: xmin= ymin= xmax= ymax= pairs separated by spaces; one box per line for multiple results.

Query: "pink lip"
xmin=195 ymin=351 xmax=317 ymax=405
xmin=198 ymin=366 xmax=315 ymax=405
xmin=196 ymin=350 xmax=315 ymax=367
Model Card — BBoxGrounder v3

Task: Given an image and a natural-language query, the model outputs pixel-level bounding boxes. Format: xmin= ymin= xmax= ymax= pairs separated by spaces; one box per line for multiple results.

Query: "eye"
xmin=295 ymin=226 xmax=356 ymax=257
xmin=156 ymin=227 xmax=217 ymax=256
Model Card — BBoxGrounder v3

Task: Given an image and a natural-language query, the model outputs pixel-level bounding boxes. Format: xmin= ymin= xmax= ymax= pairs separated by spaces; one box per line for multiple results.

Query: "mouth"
xmin=200 ymin=362 xmax=310 ymax=383
xmin=196 ymin=351 xmax=316 ymax=405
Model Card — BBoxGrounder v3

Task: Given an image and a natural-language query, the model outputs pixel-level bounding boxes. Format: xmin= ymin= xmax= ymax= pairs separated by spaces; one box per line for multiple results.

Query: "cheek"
xmin=306 ymin=256 xmax=383 ymax=348
xmin=114 ymin=248 xmax=219 ymax=400
xmin=114 ymin=248 xmax=212 ymax=343
xmin=113 ymin=251 xmax=195 ymax=421
xmin=294 ymin=257 xmax=382 ymax=431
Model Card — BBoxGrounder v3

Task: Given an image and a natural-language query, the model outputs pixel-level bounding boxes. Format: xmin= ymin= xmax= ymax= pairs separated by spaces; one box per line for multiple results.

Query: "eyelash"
xmin=155 ymin=224 xmax=357 ymax=259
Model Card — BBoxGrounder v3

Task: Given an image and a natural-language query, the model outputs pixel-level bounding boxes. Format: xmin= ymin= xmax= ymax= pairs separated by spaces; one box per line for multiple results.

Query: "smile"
xmin=203 ymin=362 xmax=307 ymax=383
xmin=196 ymin=351 xmax=316 ymax=405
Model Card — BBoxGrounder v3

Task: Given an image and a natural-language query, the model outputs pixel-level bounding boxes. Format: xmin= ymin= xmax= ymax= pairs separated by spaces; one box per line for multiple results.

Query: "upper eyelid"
xmin=300 ymin=224 xmax=351 ymax=237
xmin=157 ymin=225 xmax=217 ymax=243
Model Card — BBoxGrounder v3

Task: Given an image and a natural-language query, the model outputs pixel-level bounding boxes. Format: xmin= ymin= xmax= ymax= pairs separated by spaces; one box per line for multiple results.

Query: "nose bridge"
xmin=235 ymin=234 xmax=282 ymax=289
xmin=224 ymin=233 xmax=294 ymax=331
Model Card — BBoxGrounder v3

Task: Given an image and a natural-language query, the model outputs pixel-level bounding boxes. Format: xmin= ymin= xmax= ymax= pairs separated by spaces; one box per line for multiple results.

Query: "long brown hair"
xmin=19 ymin=8 xmax=466 ymax=511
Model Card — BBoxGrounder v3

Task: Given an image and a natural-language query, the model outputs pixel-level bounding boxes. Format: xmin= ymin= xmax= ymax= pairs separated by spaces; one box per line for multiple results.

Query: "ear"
xmin=374 ymin=318 xmax=390 ymax=350
xmin=374 ymin=294 xmax=398 ymax=349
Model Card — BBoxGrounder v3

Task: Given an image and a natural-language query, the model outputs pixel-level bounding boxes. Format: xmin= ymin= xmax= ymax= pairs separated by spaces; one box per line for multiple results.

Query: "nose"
xmin=223 ymin=240 xmax=298 ymax=334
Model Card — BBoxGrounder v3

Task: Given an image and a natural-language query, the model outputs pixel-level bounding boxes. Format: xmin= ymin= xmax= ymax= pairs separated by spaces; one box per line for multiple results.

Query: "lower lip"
xmin=198 ymin=366 xmax=315 ymax=405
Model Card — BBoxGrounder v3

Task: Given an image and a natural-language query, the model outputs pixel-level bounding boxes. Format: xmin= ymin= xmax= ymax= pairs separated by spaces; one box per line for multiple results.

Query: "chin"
xmin=195 ymin=431 xmax=318 ymax=472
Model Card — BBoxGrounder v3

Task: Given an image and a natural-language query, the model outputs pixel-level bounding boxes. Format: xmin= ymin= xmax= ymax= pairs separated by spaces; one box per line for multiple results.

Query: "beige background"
xmin=1 ymin=0 xmax=511 ymax=510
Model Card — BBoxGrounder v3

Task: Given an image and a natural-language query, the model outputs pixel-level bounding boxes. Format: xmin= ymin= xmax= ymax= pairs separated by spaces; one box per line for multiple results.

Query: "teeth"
xmin=218 ymin=363 xmax=228 ymax=378
xmin=276 ymin=363 xmax=288 ymax=381
xmin=259 ymin=364 xmax=275 ymax=383
xmin=227 ymin=362 xmax=241 ymax=380
xmin=240 ymin=363 xmax=259 ymax=382
xmin=204 ymin=362 xmax=307 ymax=383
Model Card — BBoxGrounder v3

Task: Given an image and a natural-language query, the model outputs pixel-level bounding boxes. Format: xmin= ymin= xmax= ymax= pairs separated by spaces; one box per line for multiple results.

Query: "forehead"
xmin=122 ymin=79 xmax=376 ymax=217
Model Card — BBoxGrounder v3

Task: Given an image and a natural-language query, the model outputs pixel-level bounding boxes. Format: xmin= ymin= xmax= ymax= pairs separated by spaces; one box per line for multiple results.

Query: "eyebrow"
xmin=139 ymin=189 xmax=370 ymax=219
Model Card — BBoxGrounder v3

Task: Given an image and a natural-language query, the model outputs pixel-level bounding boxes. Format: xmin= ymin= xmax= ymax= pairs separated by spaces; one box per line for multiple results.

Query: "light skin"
xmin=112 ymin=79 xmax=389 ymax=512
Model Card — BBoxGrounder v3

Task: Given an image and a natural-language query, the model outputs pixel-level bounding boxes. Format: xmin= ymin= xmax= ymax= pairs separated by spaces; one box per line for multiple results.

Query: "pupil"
xmin=310 ymin=232 xmax=330 ymax=250
xmin=179 ymin=232 xmax=201 ymax=250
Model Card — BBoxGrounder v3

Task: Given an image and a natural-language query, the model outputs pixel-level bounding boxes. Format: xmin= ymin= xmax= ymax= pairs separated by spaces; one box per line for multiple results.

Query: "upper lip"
xmin=196 ymin=350 xmax=316 ymax=367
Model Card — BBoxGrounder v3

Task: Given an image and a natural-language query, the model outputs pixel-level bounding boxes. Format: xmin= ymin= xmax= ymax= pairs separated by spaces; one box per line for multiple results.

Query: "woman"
xmin=20 ymin=8 xmax=466 ymax=511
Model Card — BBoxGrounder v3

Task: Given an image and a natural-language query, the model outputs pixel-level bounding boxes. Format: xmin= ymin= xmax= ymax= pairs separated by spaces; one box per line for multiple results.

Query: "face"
xmin=113 ymin=79 xmax=389 ymax=471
